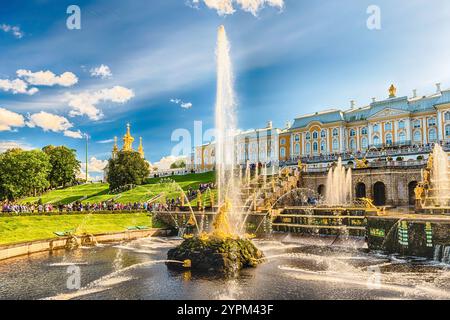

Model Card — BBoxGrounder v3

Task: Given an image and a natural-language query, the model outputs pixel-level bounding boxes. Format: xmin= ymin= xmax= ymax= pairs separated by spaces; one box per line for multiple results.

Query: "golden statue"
xmin=197 ymin=191 xmax=203 ymax=210
xmin=427 ymin=154 xmax=434 ymax=170
xmin=122 ymin=123 xmax=134 ymax=152
xmin=389 ymin=84 xmax=397 ymax=98
xmin=212 ymin=199 xmax=233 ymax=238
xmin=298 ymin=160 xmax=304 ymax=171
xmin=356 ymin=157 xmax=368 ymax=169
xmin=414 ymin=184 xmax=424 ymax=200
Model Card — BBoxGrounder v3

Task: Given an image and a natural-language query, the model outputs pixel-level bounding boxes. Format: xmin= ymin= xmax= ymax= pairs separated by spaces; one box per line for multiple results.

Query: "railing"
xmin=283 ymin=141 xmax=450 ymax=166
xmin=304 ymin=160 xmax=427 ymax=173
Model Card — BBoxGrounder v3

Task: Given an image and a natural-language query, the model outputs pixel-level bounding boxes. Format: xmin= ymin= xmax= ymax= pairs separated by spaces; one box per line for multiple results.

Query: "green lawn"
xmin=19 ymin=172 xmax=216 ymax=205
xmin=0 ymin=213 xmax=158 ymax=245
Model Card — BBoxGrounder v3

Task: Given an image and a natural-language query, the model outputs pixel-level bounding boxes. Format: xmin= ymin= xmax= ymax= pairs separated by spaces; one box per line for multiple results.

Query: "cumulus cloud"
xmin=0 ymin=108 xmax=26 ymax=131
xmin=0 ymin=108 xmax=25 ymax=132
xmin=188 ymin=0 xmax=284 ymax=16
xmin=170 ymin=98 xmax=193 ymax=109
xmin=17 ymin=69 xmax=78 ymax=87
xmin=0 ymin=78 xmax=38 ymax=95
xmin=90 ymin=64 xmax=112 ymax=79
xmin=0 ymin=24 xmax=24 ymax=38
xmin=152 ymin=155 xmax=187 ymax=170
xmin=82 ymin=157 xmax=108 ymax=173
xmin=0 ymin=141 xmax=32 ymax=153
xmin=64 ymin=130 xmax=83 ymax=139
xmin=66 ymin=86 xmax=135 ymax=120
xmin=26 ymin=111 xmax=83 ymax=139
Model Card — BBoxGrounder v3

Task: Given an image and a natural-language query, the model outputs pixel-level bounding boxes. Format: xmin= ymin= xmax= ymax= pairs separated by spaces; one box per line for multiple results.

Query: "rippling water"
xmin=0 ymin=235 xmax=449 ymax=300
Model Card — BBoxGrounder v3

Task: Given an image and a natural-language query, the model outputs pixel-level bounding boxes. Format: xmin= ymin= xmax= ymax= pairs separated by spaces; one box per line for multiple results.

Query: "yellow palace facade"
xmin=279 ymin=84 xmax=450 ymax=161
xmin=192 ymin=84 xmax=450 ymax=170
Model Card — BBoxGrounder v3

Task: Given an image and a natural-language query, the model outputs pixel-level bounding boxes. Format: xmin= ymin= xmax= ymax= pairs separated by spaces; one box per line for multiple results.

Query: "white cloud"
xmin=17 ymin=69 xmax=78 ymax=87
xmin=189 ymin=0 xmax=284 ymax=16
xmin=0 ymin=141 xmax=32 ymax=153
xmin=90 ymin=64 xmax=112 ymax=79
xmin=0 ymin=78 xmax=38 ymax=95
xmin=81 ymin=157 xmax=108 ymax=173
xmin=64 ymin=129 xmax=83 ymax=139
xmin=97 ymin=138 xmax=115 ymax=144
xmin=66 ymin=86 xmax=135 ymax=120
xmin=0 ymin=24 xmax=24 ymax=39
xmin=0 ymin=107 xmax=26 ymax=131
xmin=152 ymin=155 xmax=187 ymax=170
xmin=170 ymin=98 xmax=193 ymax=109
xmin=27 ymin=111 xmax=73 ymax=132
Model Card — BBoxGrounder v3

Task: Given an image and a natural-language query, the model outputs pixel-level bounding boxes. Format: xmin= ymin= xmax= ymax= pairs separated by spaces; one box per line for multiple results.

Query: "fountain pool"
xmin=1 ymin=236 xmax=449 ymax=300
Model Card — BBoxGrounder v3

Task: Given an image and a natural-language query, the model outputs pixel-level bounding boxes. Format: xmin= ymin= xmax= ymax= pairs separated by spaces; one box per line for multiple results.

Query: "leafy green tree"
xmin=107 ymin=151 xmax=150 ymax=191
xmin=0 ymin=149 xmax=51 ymax=200
xmin=43 ymin=145 xmax=80 ymax=187
xmin=170 ymin=160 xmax=186 ymax=169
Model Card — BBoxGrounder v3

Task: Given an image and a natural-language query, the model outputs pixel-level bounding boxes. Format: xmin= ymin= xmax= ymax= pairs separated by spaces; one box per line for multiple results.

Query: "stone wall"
xmin=301 ymin=166 xmax=423 ymax=206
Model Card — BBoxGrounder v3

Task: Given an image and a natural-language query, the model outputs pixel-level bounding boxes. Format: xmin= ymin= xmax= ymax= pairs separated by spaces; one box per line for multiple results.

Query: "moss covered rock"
xmin=167 ymin=237 xmax=264 ymax=274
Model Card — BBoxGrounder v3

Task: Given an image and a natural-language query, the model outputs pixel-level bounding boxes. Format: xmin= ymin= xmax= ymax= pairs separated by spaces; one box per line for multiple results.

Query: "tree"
xmin=107 ymin=151 xmax=150 ymax=191
xmin=43 ymin=145 xmax=81 ymax=187
xmin=0 ymin=149 xmax=51 ymax=200
xmin=170 ymin=160 xmax=186 ymax=169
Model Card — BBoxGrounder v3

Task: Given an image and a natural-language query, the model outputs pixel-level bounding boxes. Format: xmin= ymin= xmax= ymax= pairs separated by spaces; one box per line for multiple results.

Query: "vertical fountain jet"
xmin=214 ymin=25 xmax=241 ymax=234
xmin=431 ymin=144 xmax=450 ymax=207
xmin=325 ymin=158 xmax=353 ymax=206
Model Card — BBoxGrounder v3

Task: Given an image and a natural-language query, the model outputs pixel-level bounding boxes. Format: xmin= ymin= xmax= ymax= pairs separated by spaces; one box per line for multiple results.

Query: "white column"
xmin=340 ymin=127 xmax=345 ymax=152
xmin=368 ymin=124 xmax=373 ymax=146
xmin=437 ymin=111 xmax=444 ymax=141
xmin=405 ymin=119 xmax=411 ymax=141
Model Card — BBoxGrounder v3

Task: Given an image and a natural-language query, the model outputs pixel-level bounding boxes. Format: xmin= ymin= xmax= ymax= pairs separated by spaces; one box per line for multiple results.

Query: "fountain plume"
xmin=325 ymin=158 xmax=352 ymax=206
xmin=214 ymin=25 xmax=242 ymax=235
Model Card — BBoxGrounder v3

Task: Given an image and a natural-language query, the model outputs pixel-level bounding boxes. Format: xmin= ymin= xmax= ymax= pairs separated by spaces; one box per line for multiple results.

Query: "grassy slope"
xmin=19 ymin=172 xmax=216 ymax=205
xmin=0 ymin=213 xmax=156 ymax=245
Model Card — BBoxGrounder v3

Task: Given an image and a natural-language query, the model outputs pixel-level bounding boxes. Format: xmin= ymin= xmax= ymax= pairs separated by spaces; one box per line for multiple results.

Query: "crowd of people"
xmin=1 ymin=182 xmax=218 ymax=214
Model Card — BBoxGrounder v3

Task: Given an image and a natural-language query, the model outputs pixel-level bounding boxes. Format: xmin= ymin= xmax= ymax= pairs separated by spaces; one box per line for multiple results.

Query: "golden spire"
xmin=122 ymin=123 xmax=134 ymax=152
xmin=389 ymin=84 xmax=397 ymax=98
xmin=112 ymin=136 xmax=119 ymax=158
xmin=138 ymin=137 xmax=145 ymax=158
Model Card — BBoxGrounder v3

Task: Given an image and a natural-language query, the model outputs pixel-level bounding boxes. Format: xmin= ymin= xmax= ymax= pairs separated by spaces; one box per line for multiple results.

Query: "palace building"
xmin=112 ymin=123 xmax=145 ymax=159
xmin=192 ymin=84 xmax=450 ymax=170
xmin=279 ymin=84 xmax=450 ymax=161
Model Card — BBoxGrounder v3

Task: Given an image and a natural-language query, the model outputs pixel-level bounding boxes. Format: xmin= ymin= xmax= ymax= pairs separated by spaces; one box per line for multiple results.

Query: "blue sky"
xmin=1 ymin=0 xmax=450 ymax=177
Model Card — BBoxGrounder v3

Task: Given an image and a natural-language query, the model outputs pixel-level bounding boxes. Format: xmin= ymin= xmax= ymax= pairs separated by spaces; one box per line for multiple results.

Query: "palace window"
xmin=361 ymin=127 xmax=368 ymax=135
xmin=349 ymin=139 xmax=356 ymax=152
xmin=294 ymin=143 xmax=300 ymax=155
xmin=361 ymin=137 xmax=368 ymax=150
xmin=428 ymin=128 xmax=437 ymax=142
xmin=413 ymin=120 xmax=421 ymax=128
xmin=294 ymin=135 xmax=300 ymax=142
xmin=321 ymin=130 xmax=327 ymax=138
xmin=384 ymin=122 xmax=392 ymax=131
xmin=413 ymin=130 xmax=422 ymax=143
xmin=373 ymin=135 xmax=381 ymax=146
xmin=306 ymin=142 xmax=311 ymax=153
xmin=373 ymin=124 xmax=380 ymax=133
xmin=398 ymin=120 xmax=405 ymax=129
xmin=320 ymin=141 xmax=326 ymax=152
xmin=306 ymin=133 xmax=311 ymax=140
xmin=332 ymin=139 xmax=339 ymax=151
xmin=428 ymin=118 xmax=437 ymax=127
xmin=280 ymin=138 xmax=286 ymax=145
xmin=313 ymin=131 xmax=319 ymax=140
xmin=313 ymin=142 xmax=318 ymax=153
xmin=445 ymin=112 xmax=450 ymax=122
xmin=386 ymin=133 xmax=393 ymax=145
xmin=332 ymin=128 xmax=339 ymax=137
xmin=446 ymin=124 xmax=450 ymax=138
xmin=280 ymin=147 xmax=286 ymax=158
xmin=398 ymin=131 xmax=406 ymax=143
xmin=349 ymin=129 xmax=356 ymax=137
